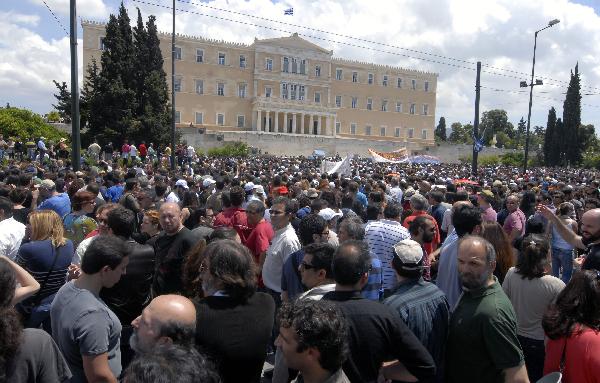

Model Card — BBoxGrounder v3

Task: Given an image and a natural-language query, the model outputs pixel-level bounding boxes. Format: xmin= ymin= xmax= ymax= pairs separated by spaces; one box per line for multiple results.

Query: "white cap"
xmin=318 ymin=208 xmax=343 ymax=221
xmin=175 ymin=179 xmax=189 ymax=189
xmin=244 ymin=182 xmax=255 ymax=192
xmin=203 ymin=178 xmax=216 ymax=188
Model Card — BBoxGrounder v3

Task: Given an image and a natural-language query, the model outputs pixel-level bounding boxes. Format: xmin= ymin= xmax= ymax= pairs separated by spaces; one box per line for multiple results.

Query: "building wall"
xmin=82 ymin=20 xmax=437 ymax=151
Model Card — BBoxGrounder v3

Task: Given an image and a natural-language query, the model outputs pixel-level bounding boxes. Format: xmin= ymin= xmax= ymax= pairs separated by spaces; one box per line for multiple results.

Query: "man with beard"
xmin=408 ymin=216 xmax=436 ymax=281
xmin=538 ymin=206 xmax=600 ymax=271
xmin=446 ymin=236 xmax=528 ymax=383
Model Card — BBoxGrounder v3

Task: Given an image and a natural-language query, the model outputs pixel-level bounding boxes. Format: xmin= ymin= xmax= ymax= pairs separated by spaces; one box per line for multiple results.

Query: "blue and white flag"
xmin=284 ymin=8 xmax=293 ymax=15
xmin=473 ymin=136 xmax=484 ymax=153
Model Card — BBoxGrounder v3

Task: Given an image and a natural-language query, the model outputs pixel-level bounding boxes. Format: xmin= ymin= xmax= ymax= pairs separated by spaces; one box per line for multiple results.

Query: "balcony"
xmin=254 ymin=96 xmax=335 ymax=111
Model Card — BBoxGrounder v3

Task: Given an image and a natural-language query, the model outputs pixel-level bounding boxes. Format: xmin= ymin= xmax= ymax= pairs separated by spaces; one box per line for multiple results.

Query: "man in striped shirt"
xmin=365 ymin=203 xmax=410 ymax=296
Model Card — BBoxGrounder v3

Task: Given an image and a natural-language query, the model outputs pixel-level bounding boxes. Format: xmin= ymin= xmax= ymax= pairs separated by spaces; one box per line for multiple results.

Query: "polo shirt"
xmin=262 ymin=223 xmax=301 ymax=292
xmin=365 ymin=219 xmax=410 ymax=291
xmin=446 ymin=279 xmax=524 ymax=383
xmin=38 ymin=193 xmax=71 ymax=218
xmin=503 ymin=209 xmax=526 ymax=238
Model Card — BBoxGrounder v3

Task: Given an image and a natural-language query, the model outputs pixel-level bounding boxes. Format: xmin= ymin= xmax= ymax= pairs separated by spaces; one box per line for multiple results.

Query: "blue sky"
xmin=2 ymin=0 xmax=600 ymax=134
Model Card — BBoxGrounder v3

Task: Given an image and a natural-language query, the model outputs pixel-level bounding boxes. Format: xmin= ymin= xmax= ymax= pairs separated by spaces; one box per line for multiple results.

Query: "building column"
xmin=265 ymin=110 xmax=270 ymax=132
xmin=274 ymin=111 xmax=279 ymax=133
xmin=299 ymin=113 xmax=304 ymax=134
xmin=333 ymin=115 xmax=337 ymax=137
xmin=292 ymin=113 xmax=297 ymax=134
xmin=256 ymin=110 xmax=262 ymax=131
xmin=283 ymin=112 xmax=288 ymax=133
xmin=317 ymin=115 xmax=322 ymax=135
xmin=325 ymin=116 xmax=331 ymax=136
xmin=309 ymin=115 xmax=314 ymax=135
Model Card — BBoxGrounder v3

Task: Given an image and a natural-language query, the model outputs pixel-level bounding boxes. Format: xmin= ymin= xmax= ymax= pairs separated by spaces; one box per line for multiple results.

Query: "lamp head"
xmin=548 ymin=19 xmax=560 ymax=26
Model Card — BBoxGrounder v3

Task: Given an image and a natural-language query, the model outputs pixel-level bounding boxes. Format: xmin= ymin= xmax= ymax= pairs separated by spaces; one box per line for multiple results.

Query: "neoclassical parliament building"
xmin=82 ymin=20 xmax=438 ymax=151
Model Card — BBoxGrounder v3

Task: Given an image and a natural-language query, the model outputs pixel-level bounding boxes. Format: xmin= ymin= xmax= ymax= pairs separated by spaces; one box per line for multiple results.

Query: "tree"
xmin=448 ymin=122 xmax=473 ymax=144
xmin=435 ymin=117 xmax=447 ymax=141
xmin=544 ymin=107 xmax=557 ymax=166
xmin=515 ymin=116 xmax=526 ymax=148
xmin=479 ymin=109 xmax=514 ymax=144
xmin=52 ymin=80 xmax=72 ymax=122
xmin=0 ymin=107 xmax=68 ymax=142
xmin=563 ymin=63 xmax=582 ymax=165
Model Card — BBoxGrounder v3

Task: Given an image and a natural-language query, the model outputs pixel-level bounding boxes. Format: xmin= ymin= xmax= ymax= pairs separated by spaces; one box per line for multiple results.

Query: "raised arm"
xmin=1 ymin=255 xmax=41 ymax=305
xmin=537 ymin=204 xmax=584 ymax=250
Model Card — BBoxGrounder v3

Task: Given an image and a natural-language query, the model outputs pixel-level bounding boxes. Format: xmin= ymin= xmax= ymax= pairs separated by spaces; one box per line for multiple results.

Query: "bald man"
xmin=446 ymin=236 xmax=528 ymax=383
xmin=151 ymin=202 xmax=197 ymax=296
xmin=130 ymin=295 xmax=196 ymax=354
xmin=538 ymin=205 xmax=600 ymax=271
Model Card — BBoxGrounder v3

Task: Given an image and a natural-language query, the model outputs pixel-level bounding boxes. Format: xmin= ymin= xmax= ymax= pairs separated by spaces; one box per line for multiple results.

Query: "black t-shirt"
xmin=152 ymin=227 xmax=197 ymax=296
xmin=13 ymin=208 xmax=30 ymax=225
xmin=583 ymin=243 xmax=600 ymax=271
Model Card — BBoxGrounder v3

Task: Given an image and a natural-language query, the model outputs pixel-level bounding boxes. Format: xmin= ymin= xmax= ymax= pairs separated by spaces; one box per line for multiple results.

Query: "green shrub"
xmin=206 ymin=142 xmax=249 ymax=157
xmin=0 ymin=107 xmax=68 ymax=142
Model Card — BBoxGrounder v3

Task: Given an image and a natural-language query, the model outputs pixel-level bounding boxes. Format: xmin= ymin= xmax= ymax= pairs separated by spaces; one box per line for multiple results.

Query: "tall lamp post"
xmin=522 ymin=18 xmax=560 ymax=174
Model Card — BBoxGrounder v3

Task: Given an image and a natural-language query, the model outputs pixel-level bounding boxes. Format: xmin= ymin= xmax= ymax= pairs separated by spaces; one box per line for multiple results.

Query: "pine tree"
xmin=544 ymin=107 xmax=556 ymax=166
xmin=563 ymin=63 xmax=582 ymax=165
xmin=52 ymin=80 xmax=72 ymax=122
xmin=435 ymin=117 xmax=447 ymax=141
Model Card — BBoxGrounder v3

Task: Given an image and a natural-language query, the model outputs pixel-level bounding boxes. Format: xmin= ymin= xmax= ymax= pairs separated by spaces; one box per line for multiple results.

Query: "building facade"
xmin=82 ymin=20 xmax=438 ymax=150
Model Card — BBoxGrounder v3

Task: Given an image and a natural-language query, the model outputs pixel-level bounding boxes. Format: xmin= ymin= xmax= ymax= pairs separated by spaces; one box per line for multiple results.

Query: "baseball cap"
xmin=202 ymin=178 xmax=216 ymax=188
xmin=175 ymin=179 xmax=189 ymax=189
xmin=393 ymin=239 xmax=424 ymax=271
xmin=40 ymin=179 xmax=56 ymax=189
xmin=244 ymin=182 xmax=255 ymax=192
xmin=478 ymin=190 xmax=495 ymax=202
xmin=318 ymin=208 xmax=343 ymax=221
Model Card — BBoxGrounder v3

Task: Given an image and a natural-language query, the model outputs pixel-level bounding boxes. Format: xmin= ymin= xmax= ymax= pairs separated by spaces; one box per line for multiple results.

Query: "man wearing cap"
xmin=478 ymin=190 xmax=497 ymax=223
xmin=166 ymin=179 xmax=188 ymax=204
xmin=317 ymin=207 xmax=342 ymax=246
xmin=33 ymin=179 xmax=71 ymax=219
xmin=37 ymin=136 xmax=47 ymax=161
xmin=383 ymin=239 xmax=449 ymax=383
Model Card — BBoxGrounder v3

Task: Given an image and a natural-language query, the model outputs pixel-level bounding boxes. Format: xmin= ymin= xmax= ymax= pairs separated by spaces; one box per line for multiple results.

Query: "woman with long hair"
xmin=481 ymin=222 xmax=516 ymax=284
xmin=542 ymin=270 xmax=600 ymax=382
xmin=0 ymin=258 xmax=71 ymax=382
xmin=182 ymin=191 xmax=202 ymax=230
xmin=16 ymin=210 xmax=74 ymax=332
xmin=63 ymin=190 xmax=97 ymax=248
xmin=502 ymin=234 xmax=565 ymax=382
xmin=547 ymin=202 xmax=578 ymax=283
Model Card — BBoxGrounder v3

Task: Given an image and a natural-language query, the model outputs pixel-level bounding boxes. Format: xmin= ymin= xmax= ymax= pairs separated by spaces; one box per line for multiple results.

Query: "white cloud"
xmin=29 ymin=0 xmax=110 ymax=19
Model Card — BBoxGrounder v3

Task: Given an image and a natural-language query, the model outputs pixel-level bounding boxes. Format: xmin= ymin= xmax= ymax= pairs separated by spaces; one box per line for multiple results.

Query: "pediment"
xmin=254 ymin=33 xmax=332 ymax=55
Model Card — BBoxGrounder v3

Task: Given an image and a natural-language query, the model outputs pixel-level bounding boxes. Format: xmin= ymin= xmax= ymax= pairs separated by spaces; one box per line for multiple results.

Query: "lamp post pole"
xmin=522 ymin=19 xmax=559 ymax=174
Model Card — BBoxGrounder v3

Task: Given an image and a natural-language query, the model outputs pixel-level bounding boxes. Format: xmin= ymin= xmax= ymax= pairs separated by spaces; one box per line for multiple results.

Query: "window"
xmin=335 ymin=95 xmax=342 ymax=107
xmin=239 ymin=55 xmax=246 ymax=68
xmin=237 ymin=115 xmax=245 ymax=128
xmin=365 ymin=125 xmax=372 ymax=136
xmin=174 ymin=111 xmax=181 ymax=124
xmin=217 ymin=113 xmax=225 ymax=126
xmin=352 ymin=71 xmax=358 ymax=83
xmin=300 ymin=59 xmax=306 ymax=75
xmin=238 ymin=83 xmax=247 ymax=98
xmin=397 ymin=77 xmax=402 ymax=88
xmin=290 ymin=84 xmax=298 ymax=100
xmin=335 ymin=122 xmax=341 ymax=134
xmin=395 ymin=127 xmax=401 ymax=137
xmin=367 ymin=98 xmax=372 ymax=110
xmin=381 ymin=100 xmax=388 ymax=112
xmin=196 ymin=49 xmax=204 ymax=63
xmin=383 ymin=75 xmax=388 ymax=87
xmin=380 ymin=126 xmax=386 ymax=136
xmin=368 ymin=73 xmax=374 ymax=84
xmin=314 ymin=92 xmax=321 ymax=103
xmin=266 ymin=58 xmax=273 ymax=71
xmin=174 ymin=77 xmax=182 ymax=92
xmin=422 ymin=129 xmax=428 ymax=139
xmin=265 ymin=87 xmax=272 ymax=98
xmin=291 ymin=58 xmax=298 ymax=73
xmin=396 ymin=102 xmax=402 ymax=113
xmin=351 ymin=97 xmax=358 ymax=109
xmin=408 ymin=128 xmax=414 ymax=138
xmin=350 ymin=123 xmax=357 ymax=135
xmin=411 ymin=79 xmax=417 ymax=90
xmin=218 ymin=52 xmax=226 ymax=65
xmin=422 ymin=104 xmax=429 ymax=115
xmin=336 ymin=68 xmax=343 ymax=81
xmin=299 ymin=85 xmax=305 ymax=101
xmin=99 ymin=37 xmax=106 ymax=51
xmin=283 ymin=57 xmax=289 ymax=73
xmin=424 ymin=81 xmax=429 ymax=92
xmin=195 ymin=112 xmax=203 ymax=124
xmin=315 ymin=65 xmax=321 ymax=77
xmin=195 ymin=80 xmax=203 ymax=94
xmin=217 ymin=82 xmax=225 ymax=96
xmin=410 ymin=103 xmax=416 ymax=114
xmin=174 ymin=46 xmax=182 ymax=60
xmin=282 ymin=83 xmax=289 ymax=99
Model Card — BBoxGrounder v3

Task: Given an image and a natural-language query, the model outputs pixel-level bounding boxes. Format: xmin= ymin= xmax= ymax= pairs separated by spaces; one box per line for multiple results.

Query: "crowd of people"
xmin=1 ymin=140 xmax=600 ymax=383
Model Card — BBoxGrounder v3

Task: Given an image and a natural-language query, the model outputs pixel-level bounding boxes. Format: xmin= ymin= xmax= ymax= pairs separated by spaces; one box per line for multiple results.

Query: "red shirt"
xmin=544 ymin=327 xmax=600 ymax=383
xmin=139 ymin=144 xmax=147 ymax=156
xmin=121 ymin=144 xmax=130 ymax=153
xmin=243 ymin=219 xmax=274 ymax=287
xmin=213 ymin=207 xmax=248 ymax=241
xmin=403 ymin=211 xmax=441 ymax=255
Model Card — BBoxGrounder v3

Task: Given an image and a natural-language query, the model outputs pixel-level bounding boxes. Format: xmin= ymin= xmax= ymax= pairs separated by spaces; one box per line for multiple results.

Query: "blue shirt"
xmin=361 ymin=256 xmax=383 ymax=301
xmin=38 ymin=193 xmax=71 ymax=219
xmin=280 ymin=249 xmax=305 ymax=300
xmin=105 ymin=185 xmax=124 ymax=203
xmin=436 ymin=238 xmax=462 ymax=310
xmin=356 ymin=191 xmax=368 ymax=207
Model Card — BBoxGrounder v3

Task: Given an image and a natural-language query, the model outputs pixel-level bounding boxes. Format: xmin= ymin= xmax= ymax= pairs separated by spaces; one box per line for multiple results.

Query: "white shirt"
xmin=262 ymin=223 xmax=301 ymax=292
xmin=0 ymin=217 xmax=26 ymax=260
xmin=364 ymin=219 xmax=410 ymax=291
xmin=129 ymin=145 xmax=138 ymax=157
xmin=390 ymin=186 xmax=403 ymax=204
xmin=74 ymin=235 xmax=96 ymax=265
xmin=165 ymin=191 xmax=181 ymax=204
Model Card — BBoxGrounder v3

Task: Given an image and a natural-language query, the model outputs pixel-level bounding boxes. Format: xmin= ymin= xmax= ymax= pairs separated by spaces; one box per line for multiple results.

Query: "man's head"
xmin=300 ymin=242 xmax=335 ymax=289
xmin=276 ymin=300 xmax=349 ymax=374
xmin=383 ymin=202 xmax=402 ymax=221
xmin=457 ymin=236 xmax=496 ymax=290
xmin=39 ymin=179 xmax=56 ymax=198
xmin=410 ymin=194 xmax=429 ymax=212
xmin=298 ymin=214 xmax=328 ymax=246
xmin=392 ymin=239 xmax=425 ymax=280
xmin=580 ymin=208 xmax=600 ymax=246
xmin=408 ymin=215 xmax=436 ymax=244
xmin=81 ymin=235 xmax=128 ymax=288
xmin=452 ymin=203 xmax=482 ymax=237
xmin=0 ymin=196 xmax=13 ymax=221
xmin=107 ymin=207 xmax=135 ymax=239
xmin=229 ymin=186 xmax=245 ymax=207
xmin=200 ymin=239 xmax=257 ymax=300
xmin=159 ymin=202 xmax=184 ymax=235
xmin=337 ymin=217 xmax=365 ymax=243
xmin=246 ymin=200 xmax=266 ymax=226
xmin=331 ymin=240 xmax=371 ymax=289
xmin=130 ymin=295 xmax=196 ymax=354
xmin=96 ymin=203 xmax=118 ymax=235
xmin=505 ymin=194 xmax=520 ymax=213
xmin=428 ymin=190 xmax=444 ymax=206
xmin=270 ymin=196 xmax=295 ymax=231
xmin=477 ymin=190 xmax=495 ymax=208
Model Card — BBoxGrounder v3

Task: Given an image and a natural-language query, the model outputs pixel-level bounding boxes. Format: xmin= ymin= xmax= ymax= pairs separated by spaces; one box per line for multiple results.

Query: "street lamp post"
xmin=522 ymin=19 xmax=560 ymax=174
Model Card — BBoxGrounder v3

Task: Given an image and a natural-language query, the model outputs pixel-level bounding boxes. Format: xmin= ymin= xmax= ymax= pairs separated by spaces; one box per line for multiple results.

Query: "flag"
xmin=473 ymin=137 xmax=484 ymax=153
xmin=321 ymin=155 xmax=353 ymax=176
xmin=284 ymin=8 xmax=293 ymax=15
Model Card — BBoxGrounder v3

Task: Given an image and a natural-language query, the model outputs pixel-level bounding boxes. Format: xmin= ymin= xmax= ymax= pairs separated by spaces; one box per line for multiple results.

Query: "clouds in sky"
xmin=2 ymin=0 xmax=600 ymax=131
